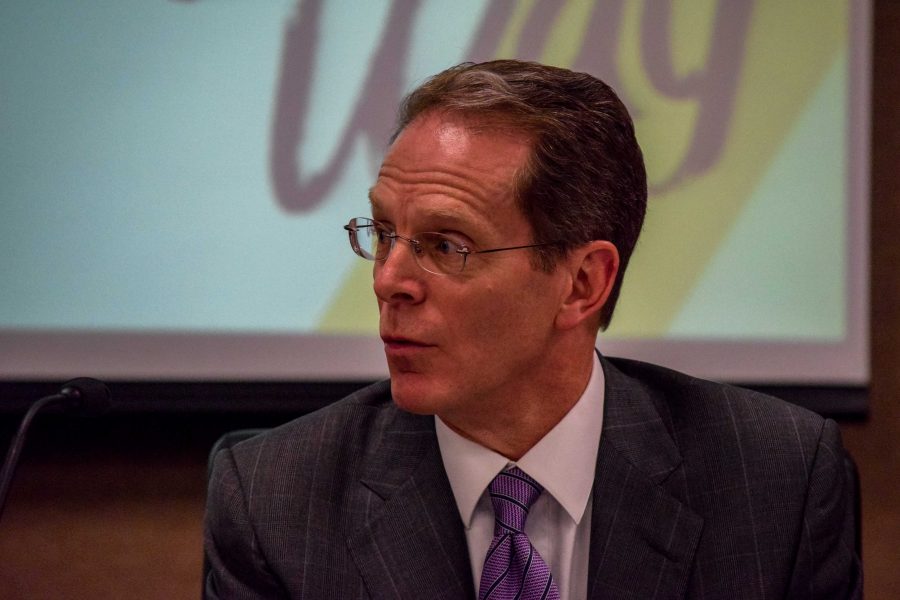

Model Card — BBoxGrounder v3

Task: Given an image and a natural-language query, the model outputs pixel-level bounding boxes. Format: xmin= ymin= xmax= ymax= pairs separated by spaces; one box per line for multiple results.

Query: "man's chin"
xmin=389 ymin=373 xmax=442 ymax=416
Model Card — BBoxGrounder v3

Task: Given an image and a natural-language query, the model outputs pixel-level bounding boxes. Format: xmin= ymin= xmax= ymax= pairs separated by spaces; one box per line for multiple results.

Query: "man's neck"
xmin=438 ymin=348 xmax=596 ymax=460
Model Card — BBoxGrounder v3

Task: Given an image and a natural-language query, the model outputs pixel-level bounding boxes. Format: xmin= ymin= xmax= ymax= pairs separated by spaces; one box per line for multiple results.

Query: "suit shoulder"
xmin=251 ymin=379 xmax=393 ymax=437
xmin=222 ymin=380 xmax=402 ymax=476
xmin=603 ymin=355 xmax=828 ymax=443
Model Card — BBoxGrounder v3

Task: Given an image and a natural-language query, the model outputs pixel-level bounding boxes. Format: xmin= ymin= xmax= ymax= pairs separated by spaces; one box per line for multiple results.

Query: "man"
xmin=205 ymin=60 xmax=861 ymax=599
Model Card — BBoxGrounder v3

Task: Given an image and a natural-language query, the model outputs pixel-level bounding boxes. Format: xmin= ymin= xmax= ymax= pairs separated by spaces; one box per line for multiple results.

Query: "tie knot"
xmin=488 ymin=467 xmax=543 ymax=534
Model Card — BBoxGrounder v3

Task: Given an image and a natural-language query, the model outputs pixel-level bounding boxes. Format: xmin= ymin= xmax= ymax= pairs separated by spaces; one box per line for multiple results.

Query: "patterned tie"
xmin=478 ymin=467 xmax=561 ymax=600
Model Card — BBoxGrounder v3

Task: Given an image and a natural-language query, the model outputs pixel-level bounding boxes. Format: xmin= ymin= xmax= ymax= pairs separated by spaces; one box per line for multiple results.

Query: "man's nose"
xmin=373 ymin=238 xmax=426 ymax=304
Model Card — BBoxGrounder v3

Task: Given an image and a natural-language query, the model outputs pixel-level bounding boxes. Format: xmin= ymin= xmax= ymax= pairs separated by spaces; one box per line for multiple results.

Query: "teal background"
xmin=0 ymin=1 xmax=858 ymax=351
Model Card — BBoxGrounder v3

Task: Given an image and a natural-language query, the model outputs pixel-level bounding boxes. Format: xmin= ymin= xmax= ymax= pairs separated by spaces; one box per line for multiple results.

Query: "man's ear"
xmin=555 ymin=241 xmax=619 ymax=331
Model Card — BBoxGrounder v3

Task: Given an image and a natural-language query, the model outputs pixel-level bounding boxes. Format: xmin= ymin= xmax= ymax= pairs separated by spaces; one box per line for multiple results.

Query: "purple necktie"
xmin=478 ymin=467 xmax=561 ymax=600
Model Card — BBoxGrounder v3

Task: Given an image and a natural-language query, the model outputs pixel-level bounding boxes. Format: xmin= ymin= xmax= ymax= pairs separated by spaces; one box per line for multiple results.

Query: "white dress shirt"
xmin=435 ymin=353 xmax=605 ymax=600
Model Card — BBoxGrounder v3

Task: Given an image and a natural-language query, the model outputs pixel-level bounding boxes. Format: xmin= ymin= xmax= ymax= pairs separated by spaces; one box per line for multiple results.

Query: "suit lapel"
xmin=586 ymin=358 xmax=704 ymax=599
xmin=347 ymin=410 xmax=475 ymax=599
xmin=344 ymin=357 xmax=704 ymax=599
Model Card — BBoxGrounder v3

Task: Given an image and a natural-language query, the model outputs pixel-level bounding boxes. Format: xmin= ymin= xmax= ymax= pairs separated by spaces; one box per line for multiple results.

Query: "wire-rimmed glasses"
xmin=344 ymin=217 xmax=558 ymax=275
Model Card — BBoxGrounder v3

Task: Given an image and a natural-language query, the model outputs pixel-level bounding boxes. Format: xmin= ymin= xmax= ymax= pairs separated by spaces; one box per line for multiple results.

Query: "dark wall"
xmin=839 ymin=0 xmax=900 ymax=595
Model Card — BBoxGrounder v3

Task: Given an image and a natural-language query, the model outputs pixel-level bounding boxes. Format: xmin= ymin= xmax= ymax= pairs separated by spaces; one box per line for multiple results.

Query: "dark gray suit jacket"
xmin=204 ymin=356 xmax=861 ymax=599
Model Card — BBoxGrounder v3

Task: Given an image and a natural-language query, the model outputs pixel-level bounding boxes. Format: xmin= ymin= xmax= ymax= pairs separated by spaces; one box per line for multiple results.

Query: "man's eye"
xmin=431 ymin=236 xmax=459 ymax=255
xmin=374 ymin=228 xmax=392 ymax=244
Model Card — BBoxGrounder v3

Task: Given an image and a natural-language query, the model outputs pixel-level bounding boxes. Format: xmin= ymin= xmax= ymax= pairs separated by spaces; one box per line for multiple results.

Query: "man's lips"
xmin=381 ymin=335 xmax=431 ymax=347
xmin=381 ymin=335 xmax=435 ymax=355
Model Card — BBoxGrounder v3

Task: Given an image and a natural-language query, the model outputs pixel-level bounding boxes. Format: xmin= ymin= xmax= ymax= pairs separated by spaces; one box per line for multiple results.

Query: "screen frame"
xmin=0 ymin=1 xmax=871 ymax=389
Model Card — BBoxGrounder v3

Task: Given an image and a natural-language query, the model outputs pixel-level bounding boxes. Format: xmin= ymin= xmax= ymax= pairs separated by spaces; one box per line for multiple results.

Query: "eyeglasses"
xmin=344 ymin=217 xmax=559 ymax=275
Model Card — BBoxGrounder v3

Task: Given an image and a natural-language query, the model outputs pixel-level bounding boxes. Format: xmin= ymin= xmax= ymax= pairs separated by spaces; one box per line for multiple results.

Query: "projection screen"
xmin=0 ymin=1 xmax=870 ymax=386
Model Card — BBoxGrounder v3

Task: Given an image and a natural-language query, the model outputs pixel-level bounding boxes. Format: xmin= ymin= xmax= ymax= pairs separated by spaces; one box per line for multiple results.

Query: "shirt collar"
xmin=436 ymin=352 xmax=605 ymax=527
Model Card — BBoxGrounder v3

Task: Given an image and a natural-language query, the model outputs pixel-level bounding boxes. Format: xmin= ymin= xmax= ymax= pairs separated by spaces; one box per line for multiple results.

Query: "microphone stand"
xmin=0 ymin=379 xmax=110 ymax=521
xmin=0 ymin=393 xmax=67 ymax=519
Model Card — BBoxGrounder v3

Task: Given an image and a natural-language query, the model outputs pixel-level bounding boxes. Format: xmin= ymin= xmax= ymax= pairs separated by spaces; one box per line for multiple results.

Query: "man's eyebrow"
xmin=366 ymin=190 xmax=481 ymax=231
xmin=421 ymin=208 xmax=475 ymax=226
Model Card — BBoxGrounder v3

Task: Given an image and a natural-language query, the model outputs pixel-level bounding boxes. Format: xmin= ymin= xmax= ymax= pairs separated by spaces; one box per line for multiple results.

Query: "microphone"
xmin=0 ymin=378 xmax=111 ymax=520
xmin=57 ymin=377 xmax=112 ymax=417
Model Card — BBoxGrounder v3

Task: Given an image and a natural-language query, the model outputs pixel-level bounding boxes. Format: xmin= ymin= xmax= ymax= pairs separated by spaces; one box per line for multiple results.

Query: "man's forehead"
xmin=395 ymin=110 xmax=533 ymax=152
xmin=377 ymin=113 xmax=532 ymax=193
xmin=367 ymin=179 xmax=527 ymax=243
xmin=368 ymin=190 xmax=478 ymax=220
xmin=367 ymin=111 xmax=533 ymax=231
xmin=431 ymin=118 xmax=474 ymax=159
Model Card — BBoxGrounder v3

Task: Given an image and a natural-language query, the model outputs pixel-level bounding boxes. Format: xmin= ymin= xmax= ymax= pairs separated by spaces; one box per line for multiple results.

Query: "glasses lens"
xmin=346 ymin=218 xmax=370 ymax=259
xmin=348 ymin=218 xmax=394 ymax=261
xmin=369 ymin=221 xmax=393 ymax=260
xmin=346 ymin=219 xmax=465 ymax=274
xmin=417 ymin=232 xmax=465 ymax=274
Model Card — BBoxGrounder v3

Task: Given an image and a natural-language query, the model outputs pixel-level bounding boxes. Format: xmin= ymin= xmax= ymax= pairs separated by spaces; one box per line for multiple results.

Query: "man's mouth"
xmin=381 ymin=335 xmax=434 ymax=355
xmin=382 ymin=335 xmax=429 ymax=346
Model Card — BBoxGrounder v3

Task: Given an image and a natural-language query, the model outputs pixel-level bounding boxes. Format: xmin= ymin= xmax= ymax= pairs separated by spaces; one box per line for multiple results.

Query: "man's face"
xmin=370 ymin=112 xmax=570 ymax=429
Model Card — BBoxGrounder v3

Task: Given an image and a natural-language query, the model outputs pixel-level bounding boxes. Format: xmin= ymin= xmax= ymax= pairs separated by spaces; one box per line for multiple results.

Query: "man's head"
xmin=362 ymin=60 xmax=646 ymax=444
xmin=392 ymin=60 xmax=647 ymax=330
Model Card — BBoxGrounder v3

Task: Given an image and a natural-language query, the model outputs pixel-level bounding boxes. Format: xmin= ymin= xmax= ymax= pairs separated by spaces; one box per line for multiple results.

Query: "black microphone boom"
xmin=0 ymin=378 xmax=111 ymax=521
